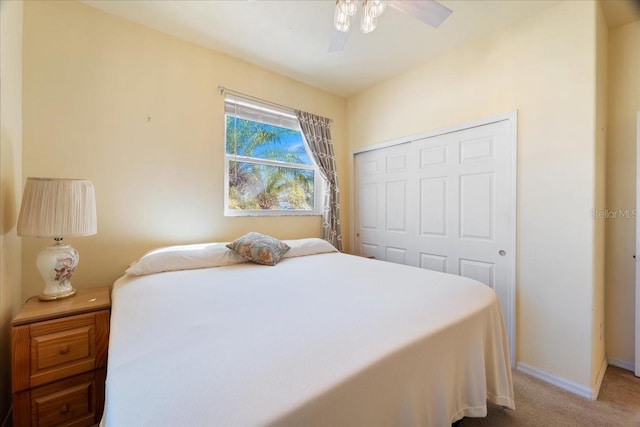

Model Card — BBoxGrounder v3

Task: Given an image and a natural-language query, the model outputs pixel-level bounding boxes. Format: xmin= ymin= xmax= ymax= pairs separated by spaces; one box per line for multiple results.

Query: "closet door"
xmin=354 ymin=117 xmax=516 ymax=364
xmin=354 ymin=142 xmax=417 ymax=264
xmin=413 ymin=120 xmax=514 ymax=322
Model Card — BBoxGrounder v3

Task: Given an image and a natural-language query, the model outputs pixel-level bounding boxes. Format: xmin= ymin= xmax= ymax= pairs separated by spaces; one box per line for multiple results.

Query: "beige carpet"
xmin=460 ymin=366 xmax=640 ymax=426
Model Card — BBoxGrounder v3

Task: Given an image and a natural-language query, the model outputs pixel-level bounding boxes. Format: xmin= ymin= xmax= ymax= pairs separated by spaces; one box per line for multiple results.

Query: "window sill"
xmin=224 ymin=210 xmax=323 ymax=217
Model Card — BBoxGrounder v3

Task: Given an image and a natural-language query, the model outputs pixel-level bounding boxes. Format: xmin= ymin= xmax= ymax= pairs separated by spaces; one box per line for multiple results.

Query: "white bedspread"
xmin=104 ymin=253 xmax=514 ymax=427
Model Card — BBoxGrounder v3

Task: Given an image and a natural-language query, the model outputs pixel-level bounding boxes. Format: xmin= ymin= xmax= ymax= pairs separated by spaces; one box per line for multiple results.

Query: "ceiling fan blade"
xmin=328 ymin=29 xmax=350 ymax=53
xmin=388 ymin=0 xmax=453 ymax=28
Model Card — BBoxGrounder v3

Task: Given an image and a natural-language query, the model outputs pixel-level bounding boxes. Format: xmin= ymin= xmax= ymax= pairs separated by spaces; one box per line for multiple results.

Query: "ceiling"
xmin=81 ymin=0 xmax=639 ymax=98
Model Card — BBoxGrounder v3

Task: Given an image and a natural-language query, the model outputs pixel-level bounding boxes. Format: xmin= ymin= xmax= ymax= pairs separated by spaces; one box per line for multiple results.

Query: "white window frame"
xmin=223 ymin=96 xmax=323 ymax=217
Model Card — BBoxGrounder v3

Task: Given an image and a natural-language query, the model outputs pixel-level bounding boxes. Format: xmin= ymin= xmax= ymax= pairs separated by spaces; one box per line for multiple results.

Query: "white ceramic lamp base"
xmin=36 ymin=242 xmax=79 ymax=301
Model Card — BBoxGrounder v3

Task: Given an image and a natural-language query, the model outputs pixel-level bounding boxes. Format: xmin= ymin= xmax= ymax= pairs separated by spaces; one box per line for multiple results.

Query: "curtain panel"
xmin=296 ymin=111 xmax=343 ymax=251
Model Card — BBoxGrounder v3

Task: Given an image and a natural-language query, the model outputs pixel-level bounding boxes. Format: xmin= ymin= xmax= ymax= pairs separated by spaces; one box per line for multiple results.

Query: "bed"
xmin=102 ymin=237 xmax=514 ymax=426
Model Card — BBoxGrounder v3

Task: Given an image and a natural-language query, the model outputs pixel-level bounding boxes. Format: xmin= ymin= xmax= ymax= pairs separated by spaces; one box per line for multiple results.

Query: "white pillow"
xmin=281 ymin=238 xmax=338 ymax=258
xmin=125 ymin=242 xmax=247 ymax=276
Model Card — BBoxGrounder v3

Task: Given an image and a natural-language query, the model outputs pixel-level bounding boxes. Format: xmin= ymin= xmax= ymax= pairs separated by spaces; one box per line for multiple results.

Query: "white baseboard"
xmin=516 ymin=363 xmax=594 ymax=400
xmin=607 ymin=357 xmax=635 ymax=372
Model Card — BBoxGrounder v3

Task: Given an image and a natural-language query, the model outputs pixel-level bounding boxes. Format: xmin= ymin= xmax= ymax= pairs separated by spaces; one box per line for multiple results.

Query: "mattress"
xmin=103 ymin=252 xmax=514 ymax=426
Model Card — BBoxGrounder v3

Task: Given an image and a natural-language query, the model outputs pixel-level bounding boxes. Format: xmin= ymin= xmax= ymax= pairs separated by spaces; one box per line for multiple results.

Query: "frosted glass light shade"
xmin=17 ymin=177 xmax=97 ymax=300
xmin=367 ymin=0 xmax=387 ymax=18
xmin=337 ymin=0 xmax=358 ymax=17
xmin=17 ymin=178 xmax=97 ymax=238
xmin=360 ymin=11 xmax=377 ymax=34
xmin=334 ymin=5 xmax=351 ymax=32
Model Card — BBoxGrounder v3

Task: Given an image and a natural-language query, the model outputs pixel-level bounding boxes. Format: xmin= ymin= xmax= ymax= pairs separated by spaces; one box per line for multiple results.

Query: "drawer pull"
xmin=59 ymin=404 xmax=70 ymax=414
xmin=58 ymin=345 xmax=70 ymax=355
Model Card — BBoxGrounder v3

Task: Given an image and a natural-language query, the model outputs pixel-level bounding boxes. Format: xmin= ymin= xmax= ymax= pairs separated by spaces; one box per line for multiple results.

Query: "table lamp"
xmin=17 ymin=178 xmax=97 ymax=300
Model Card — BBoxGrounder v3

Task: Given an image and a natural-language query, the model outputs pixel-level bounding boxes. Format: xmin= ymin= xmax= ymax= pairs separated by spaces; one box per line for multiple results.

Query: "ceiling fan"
xmin=329 ymin=0 xmax=453 ymax=53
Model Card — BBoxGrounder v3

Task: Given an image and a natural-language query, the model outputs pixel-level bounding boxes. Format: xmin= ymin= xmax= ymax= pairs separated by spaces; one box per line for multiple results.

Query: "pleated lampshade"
xmin=17 ymin=178 xmax=97 ymax=238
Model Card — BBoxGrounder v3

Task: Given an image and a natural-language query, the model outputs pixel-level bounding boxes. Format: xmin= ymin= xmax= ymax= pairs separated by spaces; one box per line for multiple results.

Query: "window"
xmin=224 ymin=95 xmax=322 ymax=216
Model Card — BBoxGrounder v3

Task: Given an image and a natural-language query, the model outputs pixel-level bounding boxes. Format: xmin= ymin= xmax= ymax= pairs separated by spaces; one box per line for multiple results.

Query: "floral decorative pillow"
xmin=226 ymin=232 xmax=290 ymax=266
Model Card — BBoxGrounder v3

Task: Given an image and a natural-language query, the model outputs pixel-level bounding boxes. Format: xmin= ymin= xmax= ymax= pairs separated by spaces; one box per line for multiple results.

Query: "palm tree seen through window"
xmin=225 ymin=115 xmax=319 ymax=213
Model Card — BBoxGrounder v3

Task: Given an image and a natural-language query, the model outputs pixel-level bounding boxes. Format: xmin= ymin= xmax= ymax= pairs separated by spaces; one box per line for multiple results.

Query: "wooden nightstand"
xmin=11 ymin=287 xmax=111 ymax=427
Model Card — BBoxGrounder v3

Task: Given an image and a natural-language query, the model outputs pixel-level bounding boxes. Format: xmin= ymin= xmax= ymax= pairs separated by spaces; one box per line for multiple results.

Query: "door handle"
xmin=499 ymin=250 xmax=506 ymax=256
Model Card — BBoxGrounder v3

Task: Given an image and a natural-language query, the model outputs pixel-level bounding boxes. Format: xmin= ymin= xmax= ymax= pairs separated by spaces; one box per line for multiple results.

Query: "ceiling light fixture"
xmin=334 ymin=0 xmax=388 ymax=34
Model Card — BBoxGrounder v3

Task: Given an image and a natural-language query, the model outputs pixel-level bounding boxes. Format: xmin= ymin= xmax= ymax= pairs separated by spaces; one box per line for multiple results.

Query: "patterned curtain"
xmin=296 ymin=111 xmax=343 ymax=251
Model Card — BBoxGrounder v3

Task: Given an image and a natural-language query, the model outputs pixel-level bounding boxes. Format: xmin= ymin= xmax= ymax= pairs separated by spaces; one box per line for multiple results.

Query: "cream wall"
xmin=22 ymin=0 xmax=348 ymax=298
xmin=0 ymin=0 xmax=24 ymax=421
xmin=606 ymin=18 xmax=640 ymax=368
xmin=347 ymin=0 xmax=603 ymax=389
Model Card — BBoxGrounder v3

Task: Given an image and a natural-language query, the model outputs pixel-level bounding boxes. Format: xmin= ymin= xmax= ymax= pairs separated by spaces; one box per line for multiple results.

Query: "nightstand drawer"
xmin=13 ymin=370 xmax=105 ymax=427
xmin=29 ymin=313 xmax=97 ymax=389
xmin=33 ymin=326 xmax=92 ymax=371
xmin=13 ymin=309 xmax=110 ymax=392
